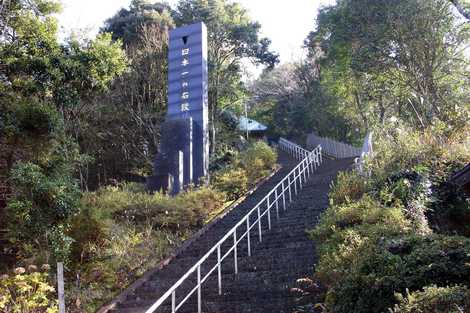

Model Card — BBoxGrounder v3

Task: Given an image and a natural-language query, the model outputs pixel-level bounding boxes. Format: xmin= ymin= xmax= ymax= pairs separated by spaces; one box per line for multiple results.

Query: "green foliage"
xmin=311 ymin=195 xmax=412 ymax=286
xmin=313 ymin=0 xmax=469 ymax=130
xmin=211 ymin=141 xmax=277 ymax=200
xmin=67 ymin=183 xmax=225 ymax=311
xmin=66 ymin=222 xmax=183 ymax=312
xmin=239 ymin=141 xmax=277 ymax=182
xmin=7 ymin=161 xmax=80 ymax=262
xmin=11 ymin=101 xmax=59 ymax=138
xmin=323 ymin=235 xmax=470 ymax=313
xmin=68 ymin=208 xmax=106 ymax=264
xmin=309 ymin=125 xmax=470 ymax=312
xmin=0 ymin=265 xmax=58 ymax=313
xmin=256 ymin=0 xmax=469 ymax=142
xmin=82 ymin=184 xmax=226 ymax=230
xmin=102 ymin=0 xmax=174 ymax=45
xmin=329 ymin=171 xmax=370 ymax=206
xmin=392 ymin=285 xmax=470 ymax=313
xmin=213 ymin=167 xmax=248 ymax=201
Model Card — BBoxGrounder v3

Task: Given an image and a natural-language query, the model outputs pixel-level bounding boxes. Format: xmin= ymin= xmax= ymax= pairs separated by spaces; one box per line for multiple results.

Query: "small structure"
xmin=237 ymin=116 xmax=268 ymax=139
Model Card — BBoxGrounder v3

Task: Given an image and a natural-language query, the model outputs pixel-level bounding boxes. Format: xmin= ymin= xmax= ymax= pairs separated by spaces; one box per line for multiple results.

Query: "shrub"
xmin=329 ymin=171 xmax=369 ymax=205
xmin=66 ymin=223 xmax=184 ymax=313
xmin=427 ymin=159 xmax=470 ymax=237
xmin=7 ymin=161 xmax=80 ymax=262
xmin=0 ymin=265 xmax=58 ymax=313
xmin=324 ymin=235 xmax=470 ymax=313
xmin=378 ymin=170 xmax=433 ymax=235
xmin=68 ymin=207 xmax=107 ymax=264
xmin=312 ymin=195 xmax=410 ymax=248
xmin=15 ymin=101 xmax=58 ymax=137
xmin=213 ymin=167 xmax=248 ymax=200
xmin=83 ymin=184 xmax=226 ymax=230
xmin=365 ymin=125 xmax=469 ymax=186
xmin=239 ymin=141 xmax=277 ymax=183
xmin=309 ymin=125 xmax=470 ymax=313
xmin=392 ymin=285 xmax=470 ymax=313
xmin=311 ymin=195 xmax=411 ymax=286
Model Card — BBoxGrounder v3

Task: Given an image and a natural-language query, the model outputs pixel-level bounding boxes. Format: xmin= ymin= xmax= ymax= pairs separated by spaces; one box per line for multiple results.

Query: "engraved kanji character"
xmin=181 ymin=102 xmax=190 ymax=112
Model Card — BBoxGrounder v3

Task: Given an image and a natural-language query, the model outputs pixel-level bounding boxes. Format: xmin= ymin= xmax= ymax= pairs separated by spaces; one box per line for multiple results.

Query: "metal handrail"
xmin=144 ymin=139 xmax=323 ymax=313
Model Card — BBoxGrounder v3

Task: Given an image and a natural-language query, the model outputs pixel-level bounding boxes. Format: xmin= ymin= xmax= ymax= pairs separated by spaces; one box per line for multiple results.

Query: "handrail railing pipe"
xmin=143 ymin=138 xmax=322 ymax=313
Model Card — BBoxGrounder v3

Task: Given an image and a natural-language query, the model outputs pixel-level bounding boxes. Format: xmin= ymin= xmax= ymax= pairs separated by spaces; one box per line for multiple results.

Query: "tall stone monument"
xmin=147 ymin=22 xmax=209 ymax=194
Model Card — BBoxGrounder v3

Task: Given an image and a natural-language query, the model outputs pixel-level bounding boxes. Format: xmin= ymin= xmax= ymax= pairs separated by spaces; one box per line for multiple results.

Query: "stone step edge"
xmin=96 ymin=162 xmax=285 ymax=313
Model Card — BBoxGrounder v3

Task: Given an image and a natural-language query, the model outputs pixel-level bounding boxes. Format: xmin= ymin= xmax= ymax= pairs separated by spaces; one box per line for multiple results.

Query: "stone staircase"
xmin=108 ymin=151 xmax=353 ymax=313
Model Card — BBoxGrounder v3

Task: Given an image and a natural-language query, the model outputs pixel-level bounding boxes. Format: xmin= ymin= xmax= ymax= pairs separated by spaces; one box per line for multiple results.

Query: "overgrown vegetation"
xmin=301 ymin=125 xmax=470 ymax=313
xmin=213 ymin=141 xmax=278 ymax=200
xmin=63 ymin=183 xmax=225 ymax=312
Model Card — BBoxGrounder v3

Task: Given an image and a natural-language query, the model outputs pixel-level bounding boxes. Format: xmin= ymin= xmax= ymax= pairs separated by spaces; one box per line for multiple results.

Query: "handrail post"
xmin=171 ymin=291 xmax=176 ymax=313
xmin=217 ymin=245 xmax=222 ymax=295
xmin=288 ymin=175 xmax=292 ymax=202
xmin=294 ymin=171 xmax=298 ymax=195
xmin=306 ymin=156 xmax=311 ymax=177
xmin=281 ymin=181 xmax=286 ymax=211
xmin=267 ymin=198 xmax=271 ymax=230
xmin=246 ymin=218 xmax=251 ymax=257
xmin=57 ymin=262 xmax=65 ymax=313
xmin=197 ymin=265 xmax=201 ymax=313
xmin=275 ymin=188 xmax=279 ymax=219
xmin=233 ymin=229 xmax=238 ymax=275
xmin=257 ymin=206 xmax=262 ymax=242
xmin=302 ymin=160 xmax=307 ymax=182
xmin=309 ymin=153 xmax=314 ymax=172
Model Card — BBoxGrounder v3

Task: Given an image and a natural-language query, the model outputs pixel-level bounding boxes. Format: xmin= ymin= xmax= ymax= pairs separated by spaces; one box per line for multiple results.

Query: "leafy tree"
xmin=102 ymin=0 xmax=173 ymax=46
xmin=299 ymin=0 xmax=469 ymax=140
xmin=0 ymin=0 xmax=127 ymax=262
xmin=84 ymin=3 xmax=175 ymax=186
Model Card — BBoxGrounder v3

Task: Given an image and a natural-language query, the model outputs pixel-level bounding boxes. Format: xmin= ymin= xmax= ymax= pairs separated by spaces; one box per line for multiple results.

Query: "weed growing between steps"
xmin=297 ymin=124 xmax=470 ymax=313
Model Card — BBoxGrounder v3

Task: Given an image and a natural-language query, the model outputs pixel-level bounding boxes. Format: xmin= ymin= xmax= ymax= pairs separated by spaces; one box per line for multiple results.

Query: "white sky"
xmin=57 ymin=0 xmax=336 ymax=65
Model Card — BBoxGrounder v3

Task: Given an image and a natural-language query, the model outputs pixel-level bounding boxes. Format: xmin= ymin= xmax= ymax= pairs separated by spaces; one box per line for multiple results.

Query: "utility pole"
xmin=244 ymin=102 xmax=249 ymax=140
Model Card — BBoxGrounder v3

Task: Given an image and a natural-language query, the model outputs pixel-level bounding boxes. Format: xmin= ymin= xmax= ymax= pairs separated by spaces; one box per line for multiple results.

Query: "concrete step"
xmin=108 ymin=152 xmax=354 ymax=313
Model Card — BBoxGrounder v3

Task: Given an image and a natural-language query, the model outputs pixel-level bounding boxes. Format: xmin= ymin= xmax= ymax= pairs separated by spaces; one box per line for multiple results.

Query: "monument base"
xmin=146 ymin=174 xmax=173 ymax=193
xmin=147 ymin=118 xmax=192 ymax=194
